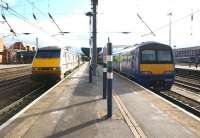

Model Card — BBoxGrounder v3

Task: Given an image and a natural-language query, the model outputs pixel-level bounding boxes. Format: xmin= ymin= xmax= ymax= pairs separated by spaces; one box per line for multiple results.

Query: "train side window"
xmin=129 ymin=55 xmax=132 ymax=62
xmin=113 ymin=56 xmax=116 ymax=62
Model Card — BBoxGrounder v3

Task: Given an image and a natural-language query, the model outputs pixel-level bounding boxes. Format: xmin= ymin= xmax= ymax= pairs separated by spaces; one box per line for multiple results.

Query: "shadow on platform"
xmin=47 ymin=116 xmax=107 ymax=138
xmin=18 ymin=98 xmax=102 ymax=120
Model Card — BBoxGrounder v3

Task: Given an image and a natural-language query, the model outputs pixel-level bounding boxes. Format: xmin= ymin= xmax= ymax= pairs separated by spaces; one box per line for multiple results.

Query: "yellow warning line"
xmin=113 ymin=91 xmax=147 ymax=138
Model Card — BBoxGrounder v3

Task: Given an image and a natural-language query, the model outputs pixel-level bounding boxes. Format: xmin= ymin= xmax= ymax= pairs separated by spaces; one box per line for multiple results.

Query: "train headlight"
xmin=52 ymin=67 xmax=60 ymax=71
xmin=141 ymin=71 xmax=152 ymax=75
xmin=33 ymin=67 xmax=38 ymax=70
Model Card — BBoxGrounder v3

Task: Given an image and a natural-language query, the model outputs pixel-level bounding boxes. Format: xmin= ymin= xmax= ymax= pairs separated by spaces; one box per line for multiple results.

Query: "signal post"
xmin=107 ymin=38 xmax=113 ymax=117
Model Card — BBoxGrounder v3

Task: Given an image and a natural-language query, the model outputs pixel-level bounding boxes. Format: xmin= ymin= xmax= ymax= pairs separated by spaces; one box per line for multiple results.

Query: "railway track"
xmin=158 ymin=90 xmax=200 ymax=117
xmin=176 ymin=74 xmax=200 ymax=81
xmin=0 ymin=73 xmax=51 ymax=124
xmin=0 ymin=76 xmax=42 ymax=109
xmin=0 ymin=84 xmax=51 ymax=125
xmin=174 ymin=77 xmax=200 ymax=93
xmin=0 ymin=75 xmax=31 ymax=91
xmin=0 ymin=64 xmax=81 ymax=125
xmin=175 ymin=68 xmax=200 ymax=81
xmin=0 ymin=65 xmax=31 ymax=82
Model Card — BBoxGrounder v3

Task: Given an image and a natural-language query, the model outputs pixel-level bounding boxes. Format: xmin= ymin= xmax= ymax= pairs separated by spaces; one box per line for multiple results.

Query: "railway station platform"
xmin=0 ymin=63 xmax=200 ymax=138
xmin=0 ymin=64 xmax=31 ymax=70
xmin=175 ymin=64 xmax=200 ymax=71
xmin=0 ymin=64 xmax=31 ymax=82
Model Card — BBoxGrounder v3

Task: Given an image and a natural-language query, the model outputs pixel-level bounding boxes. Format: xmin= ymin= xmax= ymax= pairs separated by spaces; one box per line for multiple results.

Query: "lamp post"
xmin=173 ymin=45 xmax=176 ymax=64
xmin=85 ymin=12 xmax=93 ymax=64
xmin=168 ymin=12 xmax=172 ymax=47
xmin=91 ymin=0 xmax=98 ymax=76
xmin=86 ymin=11 xmax=93 ymax=83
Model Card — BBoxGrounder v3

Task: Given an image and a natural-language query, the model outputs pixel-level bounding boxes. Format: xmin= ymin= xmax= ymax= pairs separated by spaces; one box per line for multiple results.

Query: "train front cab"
xmin=137 ymin=47 xmax=175 ymax=91
xmin=31 ymin=48 xmax=62 ymax=81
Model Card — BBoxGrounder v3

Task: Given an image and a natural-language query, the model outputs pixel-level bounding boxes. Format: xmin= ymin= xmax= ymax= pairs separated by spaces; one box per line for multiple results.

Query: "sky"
xmin=1 ymin=0 xmax=200 ymax=49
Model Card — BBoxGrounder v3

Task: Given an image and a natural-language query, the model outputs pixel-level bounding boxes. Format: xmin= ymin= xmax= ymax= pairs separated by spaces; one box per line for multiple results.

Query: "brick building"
xmin=0 ymin=38 xmax=5 ymax=64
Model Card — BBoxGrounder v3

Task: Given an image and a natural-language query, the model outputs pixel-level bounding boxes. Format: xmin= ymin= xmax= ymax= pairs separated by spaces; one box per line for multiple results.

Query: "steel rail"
xmin=174 ymin=79 xmax=200 ymax=93
xmin=0 ymin=85 xmax=45 ymax=115
xmin=158 ymin=90 xmax=200 ymax=117
xmin=0 ymin=75 xmax=30 ymax=88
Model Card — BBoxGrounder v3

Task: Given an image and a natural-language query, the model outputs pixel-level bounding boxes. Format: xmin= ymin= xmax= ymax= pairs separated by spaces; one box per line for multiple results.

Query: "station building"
xmin=0 ymin=40 xmax=36 ymax=64
xmin=0 ymin=38 xmax=6 ymax=64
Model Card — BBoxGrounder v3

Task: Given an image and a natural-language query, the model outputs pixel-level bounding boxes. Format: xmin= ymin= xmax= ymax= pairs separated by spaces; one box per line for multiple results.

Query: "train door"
xmin=131 ymin=51 xmax=135 ymax=72
xmin=135 ymin=48 xmax=140 ymax=73
xmin=119 ymin=53 xmax=122 ymax=71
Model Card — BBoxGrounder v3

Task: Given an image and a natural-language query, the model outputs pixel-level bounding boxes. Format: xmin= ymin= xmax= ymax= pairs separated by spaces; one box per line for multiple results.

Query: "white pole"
xmin=36 ymin=37 xmax=38 ymax=51
xmin=168 ymin=12 xmax=172 ymax=47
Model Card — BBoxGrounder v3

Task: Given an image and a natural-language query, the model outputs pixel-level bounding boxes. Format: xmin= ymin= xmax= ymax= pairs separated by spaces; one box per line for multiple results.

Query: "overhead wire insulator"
xmin=0 ymin=0 xmax=8 ymax=10
xmin=48 ymin=12 xmax=53 ymax=19
xmin=191 ymin=13 xmax=193 ymax=21
xmin=137 ymin=13 xmax=156 ymax=36
xmin=190 ymin=12 xmax=193 ymax=36
xmin=48 ymin=12 xmax=63 ymax=33
xmin=1 ymin=14 xmax=6 ymax=21
xmin=33 ymin=13 xmax=37 ymax=20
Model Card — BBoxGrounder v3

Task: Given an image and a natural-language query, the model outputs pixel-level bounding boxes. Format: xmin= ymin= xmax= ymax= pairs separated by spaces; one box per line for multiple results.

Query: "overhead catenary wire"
xmin=1 ymin=14 xmax=17 ymax=36
xmin=154 ymin=10 xmax=200 ymax=33
xmin=26 ymin=0 xmax=47 ymax=18
xmin=0 ymin=0 xmax=61 ymax=41
xmin=4 ymin=8 xmax=55 ymax=37
xmin=28 ymin=0 xmax=64 ymax=32
xmin=48 ymin=12 xmax=63 ymax=33
xmin=137 ymin=13 xmax=156 ymax=37
xmin=0 ymin=0 xmax=8 ymax=10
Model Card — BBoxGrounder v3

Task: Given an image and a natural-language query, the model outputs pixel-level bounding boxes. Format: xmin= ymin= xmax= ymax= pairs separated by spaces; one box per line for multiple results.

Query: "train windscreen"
xmin=36 ymin=50 xmax=60 ymax=58
xmin=141 ymin=50 xmax=156 ymax=63
xmin=141 ymin=50 xmax=172 ymax=63
xmin=157 ymin=50 xmax=172 ymax=63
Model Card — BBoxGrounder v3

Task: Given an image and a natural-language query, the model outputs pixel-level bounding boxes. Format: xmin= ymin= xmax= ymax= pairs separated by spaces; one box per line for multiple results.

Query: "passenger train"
xmin=113 ymin=41 xmax=175 ymax=91
xmin=31 ymin=46 xmax=81 ymax=81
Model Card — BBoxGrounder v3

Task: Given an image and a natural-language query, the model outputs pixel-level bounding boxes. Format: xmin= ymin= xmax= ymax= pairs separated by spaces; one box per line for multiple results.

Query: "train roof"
xmin=38 ymin=46 xmax=61 ymax=51
xmin=114 ymin=41 xmax=171 ymax=54
xmin=138 ymin=41 xmax=171 ymax=50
